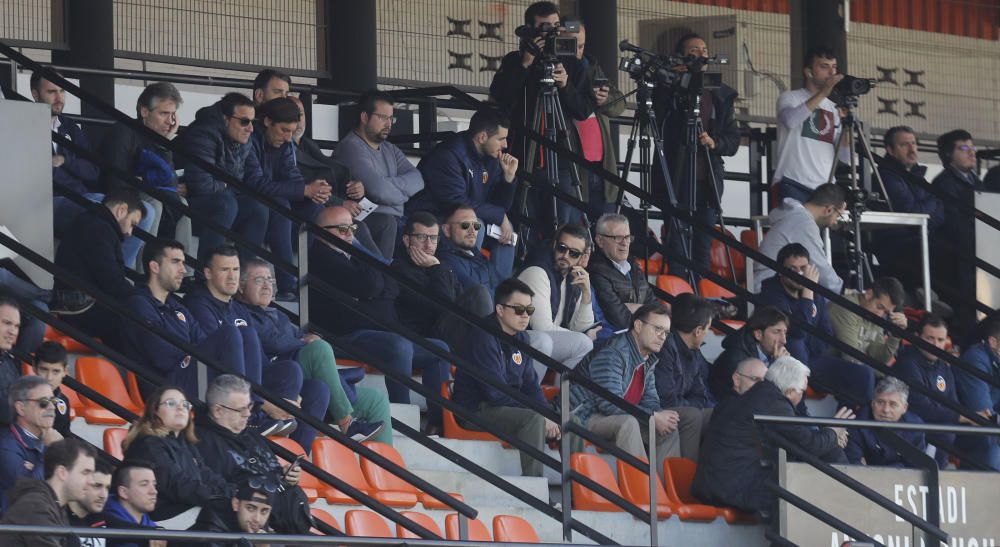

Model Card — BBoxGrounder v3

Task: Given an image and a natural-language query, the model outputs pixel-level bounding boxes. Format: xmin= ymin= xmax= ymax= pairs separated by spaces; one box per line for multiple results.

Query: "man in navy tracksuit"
xmin=954 ymin=319 xmax=1000 ymax=470
xmin=183 ymin=245 xmax=328 ymax=448
xmin=845 ymin=377 xmax=926 ymax=467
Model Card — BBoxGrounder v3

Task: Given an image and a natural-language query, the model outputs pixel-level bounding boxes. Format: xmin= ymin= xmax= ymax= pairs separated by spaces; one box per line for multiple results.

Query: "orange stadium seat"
xmin=311 ymin=438 xmax=417 ymax=507
xmin=441 ymin=382 xmax=501 ymax=443
xmin=309 ymin=508 xmax=341 ymax=534
xmin=103 ymin=427 xmax=127 ymax=461
xmin=663 ymin=457 xmax=753 ymax=523
xmin=698 ymin=279 xmax=736 ymax=299
xmin=709 ymin=227 xmax=745 ymax=282
xmin=396 ymin=511 xmax=443 ymax=539
xmin=615 ymin=459 xmax=673 ymax=519
xmin=492 ymin=514 xmax=540 ymax=543
xmin=74 ymin=357 xmax=137 ymax=425
xmin=360 ymin=441 xmax=465 ymax=509
xmin=125 ymin=371 xmax=144 ymax=407
xmin=444 ymin=513 xmax=491 ymax=542
xmin=570 ymin=453 xmax=624 ymax=512
xmin=635 ymin=253 xmax=665 ymax=276
xmin=656 ymin=275 xmax=695 ymax=296
xmin=267 ymin=436 xmax=319 ymax=502
xmin=345 ymin=510 xmax=393 ymax=538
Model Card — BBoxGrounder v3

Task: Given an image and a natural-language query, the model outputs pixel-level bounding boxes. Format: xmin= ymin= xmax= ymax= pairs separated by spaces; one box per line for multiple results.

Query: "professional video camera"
xmin=617 ymin=40 xmax=727 ymax=93
xmin=830 ymin=74 xmax=877 ymax=106
xmin=515 ymin=20 xmax=579 ymax=60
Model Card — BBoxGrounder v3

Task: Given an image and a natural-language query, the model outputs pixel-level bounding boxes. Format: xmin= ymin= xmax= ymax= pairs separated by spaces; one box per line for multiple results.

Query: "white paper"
xmin=353 ymin=197 xmax=379 ymax=221
xmin=486 ymin=223 xmax=518 ymax=246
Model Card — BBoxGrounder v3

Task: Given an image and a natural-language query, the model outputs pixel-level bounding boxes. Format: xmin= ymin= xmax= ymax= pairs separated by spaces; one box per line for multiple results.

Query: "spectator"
xmin=845 ymin=377 xmax=926 ymax=467
xmin=438 ymin=205 xmax=512 ymax=295
xmin=31 ymin=342 xmax=72 ymax=438
xmin=0 ymin=297 xmax=23 ymax=424
xmin=730 ymin=358 xmax=767 ymax=398
xmin=194 ymin=375 xmax=313 ymax=534
xmin=955 ymin=318 xmax=1000 ymax=470
xmin=67 ymin=460 xmax=112 ymax=547
xmin=453 ymin=279 xmax=578 ymax=476
xmin=98 ymin=81 xmax=190 ymax=269
xmin=102 ymin=460 xmax=163 ymax=547
xmin=587 ymin=213 xmax=657 ymax=331
xmin=55 ymin=188 xmax=146 ymax=347
xmin=407 ymin=108 xmax=518 ymax=268
xmin=518 ymin=224 xmax=597 ymax=379
xmin=181 ymin=245 xmax=324 ymax=446
xmin=578 ymin=238 xmax=613 ymax=342
xmin=177 ymin=92 xmax=269 ymax=265
xmin=708 ymin=306 xmax=789 ymax=402
xmin=186 ymin=475 xmax=275 ymax=543
xmin=308 ymin=206 xmax=450 ymax=434
xmin=827 ymin=276 xmax=907 ymax=365
xmin=122 ymin=386 xmax=232 ymax=522
xmin=252 ymin=68 xmax=290 ymax=105
xmin=251 ymin=97 xmax=332 ymax=299
xmin=894 ymin=314 xmax=979 ymax=469
xmin=489 ymin=1 xmax=592 ymax=227
xmin=569 ymin=304 xmax=681 ymax=469
xmin=653 ymin=293 xmax=715 ymax=461
xmin=772 ymin=46 xmax=848 ymax=204
xmin=0 ymin=265 xmax=52 ymax=356
xmin=754 ymin=182 xmax=846 ymax=294
xmin=2 ymin=438 xmax=95 ymax=547
xmin=654 ymin=33 xmax=740 ymax=280
xmin=694 ymin=357 xmax=850 ymax=513
xmin=238 ymin=258 xmax=390 ymax=444
xmin=335 ymin=90 xmax=424 ymax=258
xmin=0 ymin=376 xmax=59 ymax=513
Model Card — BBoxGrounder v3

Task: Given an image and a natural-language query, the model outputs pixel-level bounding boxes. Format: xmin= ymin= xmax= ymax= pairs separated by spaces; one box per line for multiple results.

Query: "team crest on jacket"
xmin=512 ymin=351 xmax=523 ymax=365
xmin=482 ymin=171 xmax=489 ymax=184
xmin=55 ymin=398 xmax=67 ymax=416
xmin=935 ymin=375 xmax=947 ymax=392
xmin=175 ymin=311 xmax=186 ymax=322
xmin=235 ymin=318 xmax=248 ymax=327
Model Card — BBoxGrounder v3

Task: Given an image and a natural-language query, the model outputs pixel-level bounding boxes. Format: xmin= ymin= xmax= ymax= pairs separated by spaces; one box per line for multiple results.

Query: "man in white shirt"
xmin=773 ymin=45 xmax=847 ymax=204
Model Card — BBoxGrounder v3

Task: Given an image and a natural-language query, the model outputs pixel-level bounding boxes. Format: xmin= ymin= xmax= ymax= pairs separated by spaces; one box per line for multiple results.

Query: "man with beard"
xmin=184 ymin=475 xmax=275 ymax=545
xmin=438 ymin=205 xmax=511 ymax=296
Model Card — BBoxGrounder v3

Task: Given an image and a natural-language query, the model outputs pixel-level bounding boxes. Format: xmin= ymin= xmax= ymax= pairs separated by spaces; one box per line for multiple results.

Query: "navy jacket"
xmin=250 ymin=127 xmax=307 ymax=200
xmin=409 ymin=132 xmax=517 ymax=226
xmin=758 ymin=276 xmax=832 ymax=362
xmin=844 ymin=406 xmax=926 ymax=467
xmin=391 ymin=254 xmax=463 ymax=338
xmin=53 ymin=115 xmax=101 ymax=195
xmin=955 ymin=341 xmax=1000 ymax=414
xmin=98 ymin=120 xmax=177 ymax=193
xmin=308 ymin=241 xmax=399 ymax=334
xmin=708 ymin=327 xmax=767 ymax=403
xmin=0 ymin=353 xmax=21 ymax=425
xmin=244 ymin=303 xmax=307 ymax=359
xmin=181 ymin=283 xmax=253 ymax=333
xmin=453 ymin=315 xmax=544 ymax=411
xmin=0 ymin=424 xmax=45 ymax=514
xmin=178 ymin=101 xmax=260 ymax=197
xmin=438 ymin=239 xmax=504 ymax=294
xmin=871 ymin=156 xmax=944 ymax=260
xmin=654 ymin=331 xmax=714 ymax=409
xmin=54 ymin=205 xmax=133 ymax=300
xmin=894 ymin=345 xmax=961 ymax=425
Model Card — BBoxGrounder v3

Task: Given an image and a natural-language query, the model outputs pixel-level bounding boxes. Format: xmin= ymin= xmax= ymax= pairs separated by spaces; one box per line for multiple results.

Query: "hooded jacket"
xmin=654 ymin=331 xmax=714 ymax=409
xmin=178 ymin=101 xmax=259 ymax=197
xmin=0 ymin=478 xmax=68 ymax=547
xmin=101 ymin=496 xmax=159 ymax=547
xmin=0 ymin=424 xmax=46 ymax=514
xmin=586 ymin=250 xmax=656 ymax=330
xmin=753 ymin=198 xmax=843 ymax=295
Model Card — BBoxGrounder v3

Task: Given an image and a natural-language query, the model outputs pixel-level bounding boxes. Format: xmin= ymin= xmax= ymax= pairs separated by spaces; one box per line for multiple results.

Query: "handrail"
xmin=754 ymin=414 xmax=1000 ymax=436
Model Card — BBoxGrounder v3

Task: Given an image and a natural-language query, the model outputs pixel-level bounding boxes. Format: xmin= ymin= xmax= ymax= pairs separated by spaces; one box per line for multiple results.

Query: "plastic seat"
xmin=344 ymin=510 xmax=393 ymax=538
xmin=360 ymin=441 xmax=465 ymax=509
xmin=710 ymin=227 xmax=745 ymax=282
xmin=103 ymin=427 xmax=128 ymax=460
xmin=396 ymin=511 xmax=443 ymax=539
xmin=656 ymin=274 xmax=695 ymax=296
xmin=75 ymin=357 xmax=138 ymax=425
xmin=311 ymin=438 xmax=417 ymax=507
xmin=309 ymin=507 xmax=341 ymax=534
xmin=266 ymin=437 xmax=320 ymax=502
xmin=125 ymin=371 xmax=144 ymax=408
xmin=663 ymin=457 xmax=747 ymax=522
xmin=492 ymin=514 xmax=540 ymax=543
xmin=441 ymin=382 xmax=500 ymax=442
xmin=570 ymin=453 xmax=625 ymax=512
xmin=45 ymin=326 xmax=98 ymax=354
xmin=698 ymin=279 xmax=736 ymax=299
xmin=615 ymin=459 xmax=673 ymax=519
xmin=444 ymin=513 xmax=491 ymax=541
xmin=635 ymin=253 xmax=664 ymax=276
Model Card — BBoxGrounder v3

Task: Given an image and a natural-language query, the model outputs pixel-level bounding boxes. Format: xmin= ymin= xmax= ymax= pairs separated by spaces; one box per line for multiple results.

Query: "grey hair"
xmin=136 ymin=82 xmax=183 ymax=115
xmin=595 ymin=213 xmax=629 ymax=236
xmin=206 ymin=374 xmax=251 ymax=408
xmin=9 ymin=375 xmax=50 ymax=417
xmin=875 ymin=376 xmax=910 ymax=405
xmin=239 ymin=257 xmax=274 ymax=285
xmin=765 ymin=356 xmax=810 ymax=392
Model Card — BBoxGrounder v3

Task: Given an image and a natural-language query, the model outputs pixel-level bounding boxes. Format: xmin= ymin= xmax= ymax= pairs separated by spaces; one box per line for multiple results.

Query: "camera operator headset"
xmin=651 ymin=33 xmax=740 ymax=280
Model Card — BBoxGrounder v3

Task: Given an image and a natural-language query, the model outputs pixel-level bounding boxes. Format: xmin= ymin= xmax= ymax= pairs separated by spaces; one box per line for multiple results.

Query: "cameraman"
xmin=489 ymin=1 xmax=593 ymax=228
xmin=652 ymin=33 xmax=739 ymax=280
xmin=773 ymin=45 xmax=849 ymax=204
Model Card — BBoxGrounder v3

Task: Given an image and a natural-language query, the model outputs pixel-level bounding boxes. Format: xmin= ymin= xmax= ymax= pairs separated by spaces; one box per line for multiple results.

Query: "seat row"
xmin=310 ymin=509 xmax=540 ymax=542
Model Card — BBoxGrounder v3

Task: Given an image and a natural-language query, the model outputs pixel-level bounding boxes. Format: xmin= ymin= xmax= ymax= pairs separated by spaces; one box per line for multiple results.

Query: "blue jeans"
xmin=474 ymin=226 xmax=515 ymax=282
xmin=335 ymin=330 xmax=451 ymax=426
xmin=189 ymin=190 xmax=268 ymax=263
xmin=290 ymin=378 xmax=330 ymax=454
xmin=266 ymin=198 xmax=323 ymax=293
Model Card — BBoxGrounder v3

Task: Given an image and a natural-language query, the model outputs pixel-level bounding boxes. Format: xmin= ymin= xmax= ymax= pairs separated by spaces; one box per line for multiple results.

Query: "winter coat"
xmin=453 ymin=315 xmax=544 ymax=411
xmin=0 ymin=424 xmax=46 ymax=514
xmin=0 ymin=478 xmax=69 ymax=547
xmin=54 ymin=204 xmax=133 ymax=300
xmin=844 ymin=406 xmax=926 ymax=467
xmin=708 ymin=327 xmax=767 ymax=403
xmin=569 ymin=332 xmax=660 ymax=424
xmin=177 ymin=101 xmax=257 ymax=197
xmin=654 ymin=331 xmax=713 ymax=409
xmin=308 ymin=241 xmax=399 ymax=334
xmin=586 ymin=250 xmax=656 ymax=330
xmin=53 ymin=115 xmax=101 ymax=195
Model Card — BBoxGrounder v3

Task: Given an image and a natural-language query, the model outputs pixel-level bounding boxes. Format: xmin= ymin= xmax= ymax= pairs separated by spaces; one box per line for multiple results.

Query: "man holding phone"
xmin=518 ymin=224 xmax=597 ymax=381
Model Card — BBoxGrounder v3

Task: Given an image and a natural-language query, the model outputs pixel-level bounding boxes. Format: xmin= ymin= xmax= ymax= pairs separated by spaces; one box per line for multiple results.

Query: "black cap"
xmin=235 ymin=475 xmax=277 ymax=506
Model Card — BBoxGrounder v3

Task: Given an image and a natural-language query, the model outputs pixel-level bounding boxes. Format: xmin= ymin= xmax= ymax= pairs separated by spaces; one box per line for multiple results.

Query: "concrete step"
xmin=391 ymin=434 xmax=522 ymax=476
xmin=388 ymin=402 xmax=420 ymax=431
xmin=408 ymin=468 xmax=548 ymax=509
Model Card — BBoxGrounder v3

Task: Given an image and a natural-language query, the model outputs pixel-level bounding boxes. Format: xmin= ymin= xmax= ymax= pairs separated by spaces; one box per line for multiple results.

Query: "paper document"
xmin=353 ymin=198 xmax=379 ymax=221
xmin=486 ymin=223 xmax=518 ymax=246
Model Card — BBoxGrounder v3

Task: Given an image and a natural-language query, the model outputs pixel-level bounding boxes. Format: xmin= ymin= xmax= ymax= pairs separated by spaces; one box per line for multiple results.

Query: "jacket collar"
xmin=880 ymin=154 xmax=928 ymax=179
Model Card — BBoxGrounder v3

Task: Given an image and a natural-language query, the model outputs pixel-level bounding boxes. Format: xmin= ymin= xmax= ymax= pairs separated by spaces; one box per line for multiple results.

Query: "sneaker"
xmin=50 ymin=290 xmax=95 ymax=316
xmin=274 ymin=291 xmax=297 ymax=302
xmin=344 ymin=419 xmax=385 ymax=442
xmin=248 ymin=409 xmax=297 ymax=437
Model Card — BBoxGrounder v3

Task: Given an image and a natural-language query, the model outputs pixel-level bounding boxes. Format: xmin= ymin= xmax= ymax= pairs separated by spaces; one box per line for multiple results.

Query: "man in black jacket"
xmin=708 ymin=306 xmax=789 ymax=402
xmin=653 ymin=33 xmax=740 ymax=280
xmin=185 ymin=475 xmax=276 ymax=545
xmin=693 ymin=356 xmax=851 ymax=514
xmin=587 ymin=213 xmax=657 ymax=331
xmin=54 ymin=188 xmax=146 ymax=346
xmin=0 ymin=299 xmax=23 ymax=426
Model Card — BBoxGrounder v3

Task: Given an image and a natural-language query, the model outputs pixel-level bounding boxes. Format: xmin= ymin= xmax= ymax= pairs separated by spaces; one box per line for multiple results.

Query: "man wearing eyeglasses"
xmin=587 ymin=213 xmax=657 ymax=331
xmin=0 ymin=376 xmax=60 ymax=514
xmin=336 ymin=89 xmax=425 ymax=259
xmin=517 ymin=223 xmax=597 ymax=380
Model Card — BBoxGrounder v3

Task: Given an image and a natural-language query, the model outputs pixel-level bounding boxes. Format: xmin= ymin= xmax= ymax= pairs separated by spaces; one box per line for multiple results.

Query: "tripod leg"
xmin=551 ymin=98 xmax=589 ymax=227
xmin=700 ymin=141 xmax=738 ymax=283
xmin=614 ymin=121 xmax=641 ymax=214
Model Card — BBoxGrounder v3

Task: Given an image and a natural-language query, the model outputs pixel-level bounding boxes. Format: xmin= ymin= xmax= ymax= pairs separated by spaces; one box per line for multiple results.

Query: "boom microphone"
xmin=619 ymin=40 xmax=646 ymax=54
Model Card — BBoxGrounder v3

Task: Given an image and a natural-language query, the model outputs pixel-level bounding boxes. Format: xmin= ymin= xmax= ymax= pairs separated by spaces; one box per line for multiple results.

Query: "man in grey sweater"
xmin=754 ymin=182 xmax=846 ymax=294
xmin=335 ymin=89 xmax=424 ymax=259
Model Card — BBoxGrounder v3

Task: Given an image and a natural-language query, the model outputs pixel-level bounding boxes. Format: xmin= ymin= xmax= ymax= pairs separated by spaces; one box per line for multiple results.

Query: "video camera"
xmin=830 ymin=74 xmax=877 ymax=107
xmin=515 ymin=20 xmax=579 ymax=60
xmin=618 ymin=40 xmax=727 ymax=92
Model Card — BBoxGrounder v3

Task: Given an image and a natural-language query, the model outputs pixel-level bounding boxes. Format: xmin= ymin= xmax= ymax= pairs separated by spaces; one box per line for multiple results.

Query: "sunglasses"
xmin=555 ymin=242 xmax=583 ymax=259
xmin=450 ymin=221 xmax=482 ymax=231
xmin=500 ymin=303 xmax=535 ymax=316
xmin=159 ymin=398 xmax=193 ymax=411
xmin=226 ymin=115 xmax=254 ymax=127
xmin=322 ymin=224 xmax=358 ymax=235
xmin=22 ymin=397 xmax=59 ymax=409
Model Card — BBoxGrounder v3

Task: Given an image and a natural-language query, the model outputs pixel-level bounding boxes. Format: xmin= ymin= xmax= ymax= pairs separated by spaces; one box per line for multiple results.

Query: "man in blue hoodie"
xmin=101 ymin=460 xmax=161 ymax=547
xmin=955 ymin=318 xmax=1000 ymax=470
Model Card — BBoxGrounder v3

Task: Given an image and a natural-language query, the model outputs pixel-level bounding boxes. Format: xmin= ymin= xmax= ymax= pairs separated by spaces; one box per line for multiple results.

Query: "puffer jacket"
xmin=587 ymin=250 xmax=656 ymax=330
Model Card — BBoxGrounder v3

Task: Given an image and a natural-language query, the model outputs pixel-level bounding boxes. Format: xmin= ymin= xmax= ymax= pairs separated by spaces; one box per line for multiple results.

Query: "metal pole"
xmin=458 ymin=513 xmax=469 ymax=541
xmin=560 ymin=373 xmax=573 ymax=542
xmin=647 ymin=414 xmax=658 ymax=547
xmin=298 ymin=226 xmax=310 ymax=326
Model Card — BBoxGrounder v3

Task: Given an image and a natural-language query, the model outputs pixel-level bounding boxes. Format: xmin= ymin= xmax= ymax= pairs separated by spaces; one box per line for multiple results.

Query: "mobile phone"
xmin=593 ymin=77 xmax=609 ymax=88
xmin=584 ymin=322 xmax=602 ymax=332
xmin=283 ymin=454 xmax=306 ymax=478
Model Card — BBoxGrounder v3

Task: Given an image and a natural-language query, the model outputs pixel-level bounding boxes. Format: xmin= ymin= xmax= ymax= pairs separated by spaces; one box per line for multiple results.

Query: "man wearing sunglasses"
xmin=518 ymin=223 xmax=597 ymax=380
xmin=439 ymin=205 xmax=513 ymax=295
xmin=0 ymin=376 xmax=60 ymax=514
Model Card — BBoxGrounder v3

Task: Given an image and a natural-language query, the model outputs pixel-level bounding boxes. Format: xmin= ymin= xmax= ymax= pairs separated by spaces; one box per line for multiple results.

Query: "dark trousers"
xmin=776 ymin=177 xmax=815 ymax=204
xmin=289 ymin=378 xmax=330 ymax=454
xmin=806 ymin=355 xmax=876 ymax=409
xmin=189 ymin=190 xmax=269 ymax=263
xmin=266 ymin=198 xmax=324 ymax=293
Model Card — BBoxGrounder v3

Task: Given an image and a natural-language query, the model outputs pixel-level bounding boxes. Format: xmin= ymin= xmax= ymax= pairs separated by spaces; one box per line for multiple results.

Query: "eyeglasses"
xmin=322 ymin=224 xmax=358 ymax=235
xmin=217 ymin=402 xmax=254 ymax=415
xmin=639 ymin=319 xmax=669 ymax=337
xmin=555 ymin=242 xmax=583 ymax=259
xmin=407 ymin=233 xmax=439 ymax=243
xmin=500 ymin=303 xmax=535 ymax=316
xmin=370 ymin=112 xmax=397 ymax=124
xmin=735 ymin=371 xmax=763 ymax=383
xmin=159 ymin=398 xmax=193 ymax=411
xmin=599 ymin=233 xmax=634 ymax=244
xmin=226 ymin=115 xmax=253 ymax=127
xmin=252 ymin=276 xmax=276 ymax=286
xmin=21 ymin=397 xmax=59 ymax=409
xmin=450 ymin=221 xmax=482 ymax=231
xmin=958 ymin=144 xmax=977 ymax=153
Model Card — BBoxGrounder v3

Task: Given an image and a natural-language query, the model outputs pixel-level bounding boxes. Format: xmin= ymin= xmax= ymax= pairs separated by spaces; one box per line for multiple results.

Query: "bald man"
xmin=307 ymin=207 xmax=451 ymax=435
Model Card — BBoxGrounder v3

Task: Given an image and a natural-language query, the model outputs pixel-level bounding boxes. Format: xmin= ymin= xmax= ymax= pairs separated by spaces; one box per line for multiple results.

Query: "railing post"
xmin=648 ymin=413 xmax=658 ymax=547
xmin=458 ymin=513 xmax=469 ymax=541
xmin=298 ymin=226 xmax=309 ymax=326
xmin=417 ymin=99 xmax=437 ymax=149
xmin=560 ymin=372 xmax=573 ymax=542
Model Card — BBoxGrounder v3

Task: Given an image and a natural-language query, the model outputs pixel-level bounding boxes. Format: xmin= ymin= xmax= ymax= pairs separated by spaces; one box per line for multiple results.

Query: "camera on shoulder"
xmin=515 ymin=20 xmax=579 ymax=59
